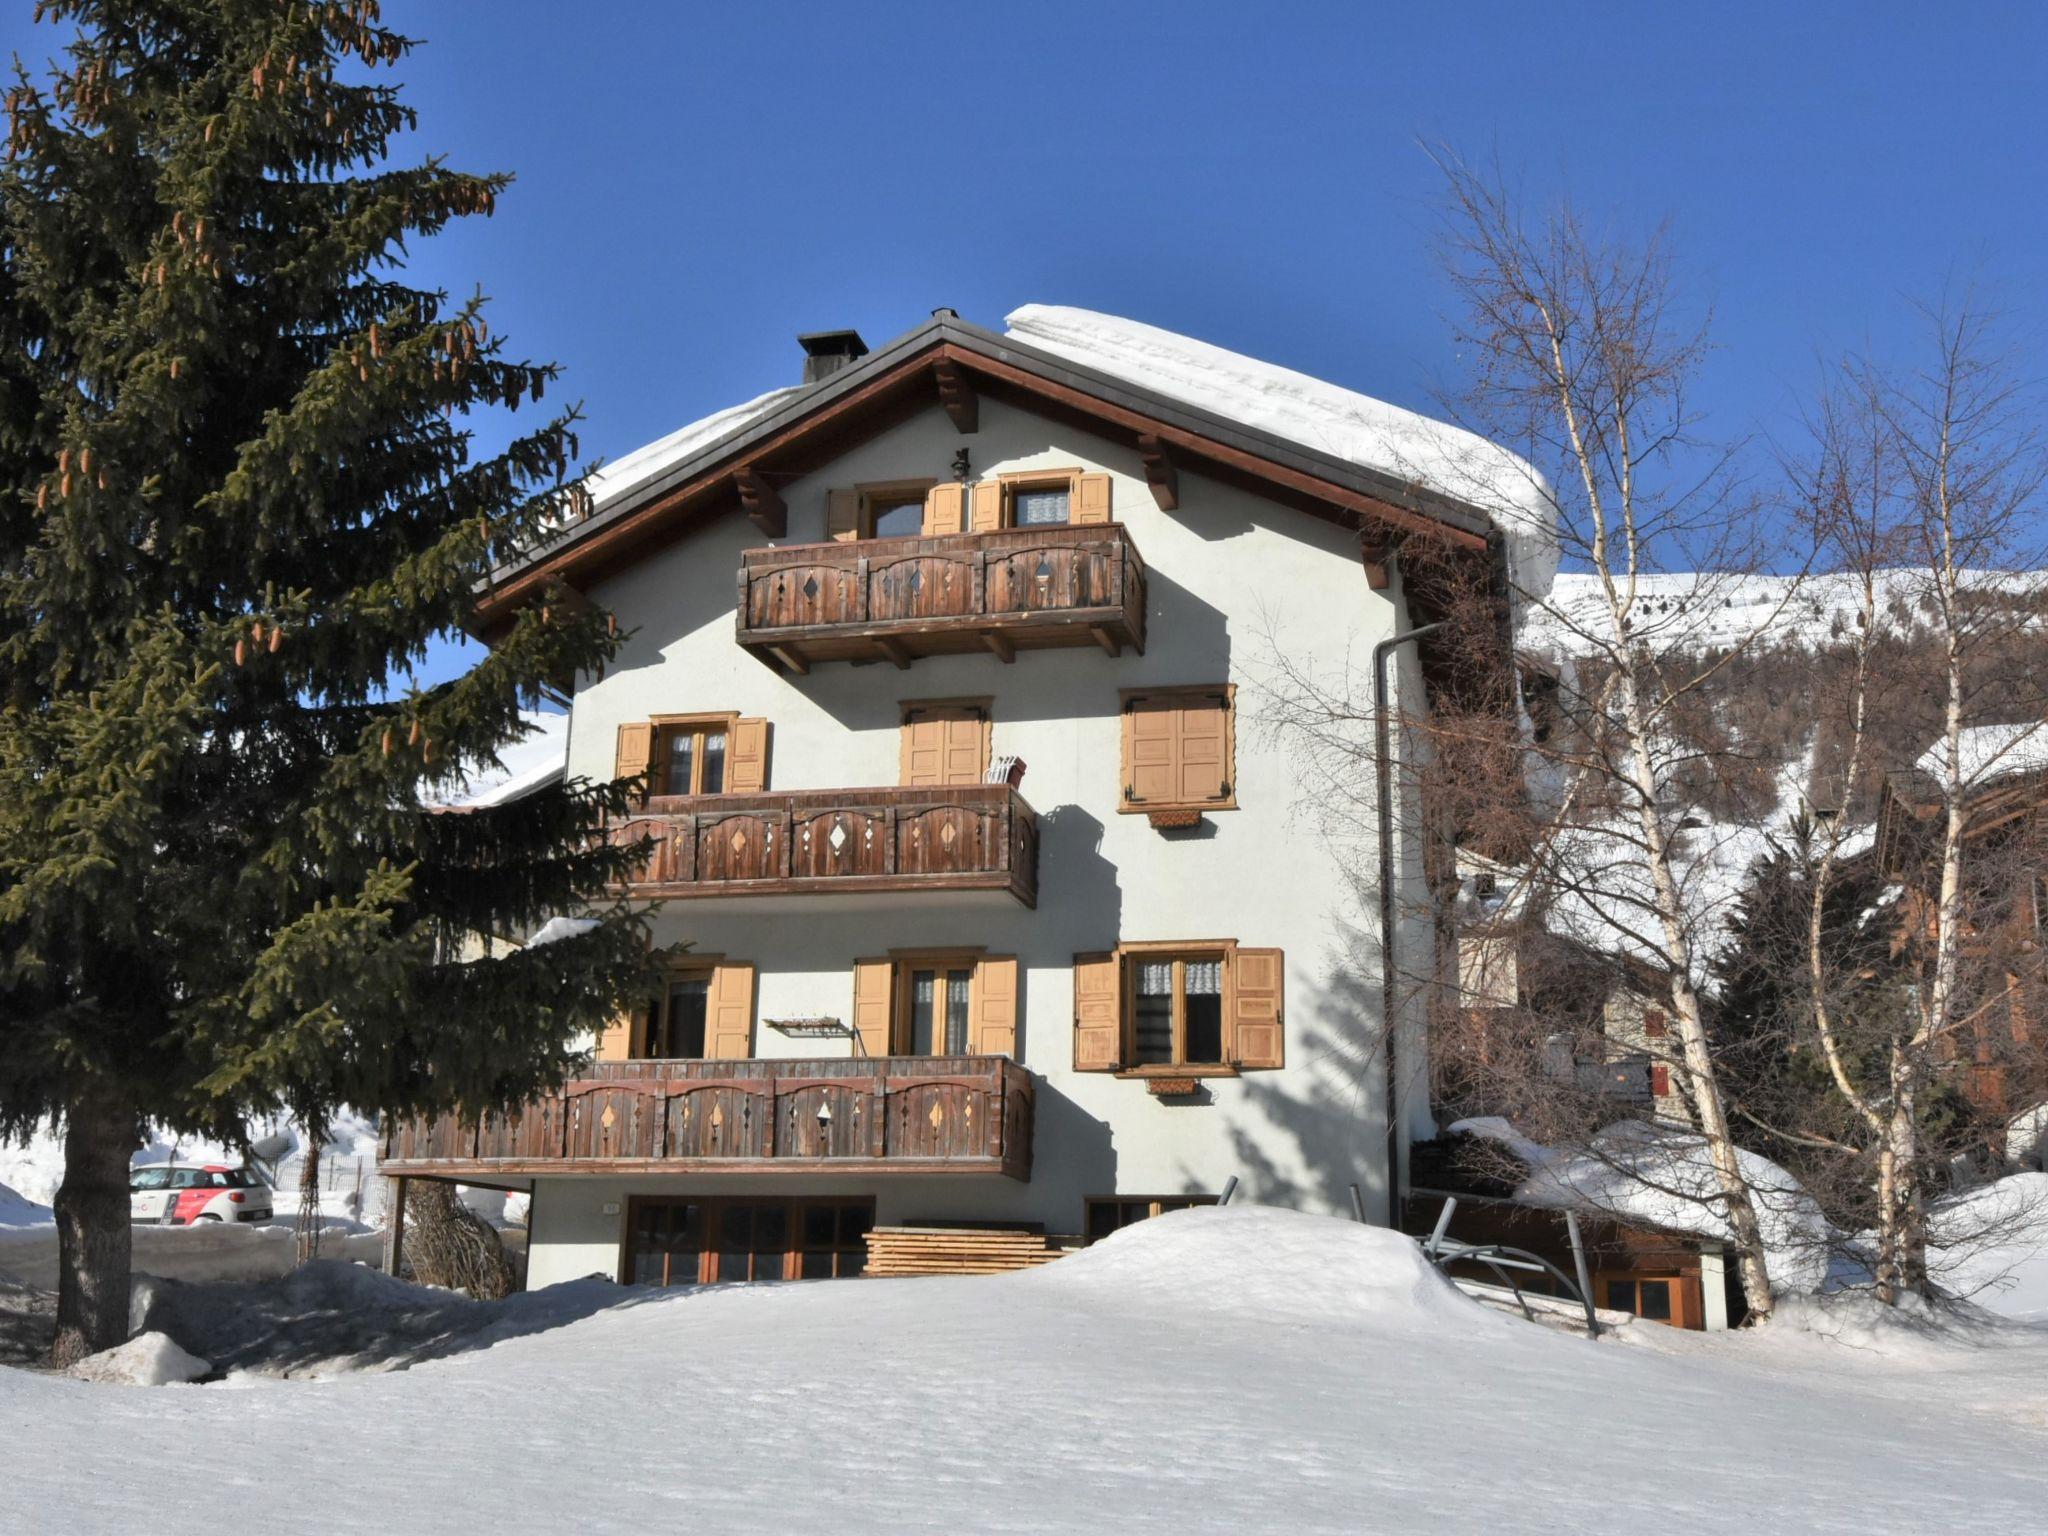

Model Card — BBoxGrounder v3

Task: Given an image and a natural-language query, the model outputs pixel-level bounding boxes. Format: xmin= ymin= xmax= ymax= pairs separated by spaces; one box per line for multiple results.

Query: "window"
xmin=657 ymin=720 xmax=726 ymax=796
xmin=1011 ymin=483 xmax=1071 ymax=527
xmin=651 ymin=974 xmax=711 ymax=1058
xmin=129 ymin=1168 xmax=169 ymax=1192
xmin=870 ymin=493 xmax=926 ymax=538
xmin=626 ymin=1197 xmax=873 ymax=1286
xmin=1120 ymin=686 xmax=1236 ymax=814
xmin=1132 ymin=954 xmax=1227 ymax=1066
xmin=900 ymin=700 xmax=991 ymax=787
xmin=1084 ymin=1195 xmax=1219 ymax=1243
xmin=851 ymin=953 xmax=1019 ymax=1059
xmin=601 ymin=960 xmax=755 ymax=1061
xmin=1598 ymin=1271 xmax=1692 ymax=1328
xmin=908 ymin=965 xmax=974 ymax=1054
xmin=826 ymin=481 xmax=940 ymax=541
xmin=1072 ymin=943 xmax=1284 ymax=1073
xmin=615 ymin=717 xmax=768 ymax=797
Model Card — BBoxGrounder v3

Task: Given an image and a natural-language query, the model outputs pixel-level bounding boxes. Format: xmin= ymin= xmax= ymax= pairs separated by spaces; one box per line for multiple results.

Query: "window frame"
xmin=648 ymin=711 xmax=739 ymax=797
xmin=644 ymin=965 xmax=715 ymax=1060
xmin=999 ymin=468 xmax=1082 ymax=529
xmin=856 ymin=478 xmax=937 ymax=539
xmin=1117 ymin=684 xmax=1239 ymax=815
xmin=885 ymin=946 xmax=987 ymax=1056
xmin=1115 ymin=938 xmax=1239 ymax=1076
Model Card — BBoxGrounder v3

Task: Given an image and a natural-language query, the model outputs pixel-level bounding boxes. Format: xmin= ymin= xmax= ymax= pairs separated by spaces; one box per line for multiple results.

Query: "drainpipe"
xmin=1374 ymin=615 xmax=1444 ymax=1225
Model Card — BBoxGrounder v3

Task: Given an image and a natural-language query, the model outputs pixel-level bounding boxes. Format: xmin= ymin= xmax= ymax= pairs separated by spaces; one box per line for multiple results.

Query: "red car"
xmin=129 ymin=1163 xmax=275 ymax=1225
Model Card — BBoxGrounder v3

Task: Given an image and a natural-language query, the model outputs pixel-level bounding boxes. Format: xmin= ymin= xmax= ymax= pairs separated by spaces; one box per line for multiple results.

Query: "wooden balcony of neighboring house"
xmin=378 ymin=1054 xmax=1035 ymax=1182
xmin=607 ymin=782 xmax=1040 ymax=907
xmin=734 ymin=523 xmax=1148 ymax=672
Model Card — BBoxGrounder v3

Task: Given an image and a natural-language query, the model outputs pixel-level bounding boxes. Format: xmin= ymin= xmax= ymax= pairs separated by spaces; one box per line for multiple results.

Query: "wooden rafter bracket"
xmin=933 ymin=358 xmax=979 ymax=434
xmin=733 ymin=467 xmax=787 ymax=538
xmin=1361 ymin=530 xmax=1397 ymax=591
xmin=1137 ymin=433 xmax=1179 ymax=510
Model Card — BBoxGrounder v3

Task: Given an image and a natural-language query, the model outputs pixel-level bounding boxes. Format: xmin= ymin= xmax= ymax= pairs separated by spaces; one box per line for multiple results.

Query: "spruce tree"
xmin=0 ymin=0 xmax=647 ymax=1365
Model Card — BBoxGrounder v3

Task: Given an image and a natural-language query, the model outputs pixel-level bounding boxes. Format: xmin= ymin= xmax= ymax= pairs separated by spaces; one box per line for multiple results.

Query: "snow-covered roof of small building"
xmin=428 ymin=709 xmax=570 ymax=809
xmin=1915 ymin=721 xmax=2048 ymax=791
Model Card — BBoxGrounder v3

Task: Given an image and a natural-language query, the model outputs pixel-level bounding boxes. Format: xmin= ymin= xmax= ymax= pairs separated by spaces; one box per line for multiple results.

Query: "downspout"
xmin=1374 ymin=614 xmax=1444 ymax=1224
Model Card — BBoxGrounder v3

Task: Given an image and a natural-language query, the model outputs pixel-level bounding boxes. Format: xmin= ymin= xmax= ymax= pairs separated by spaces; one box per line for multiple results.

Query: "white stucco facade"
xmin=523 ymin=393 xmax=1440 ymax=1287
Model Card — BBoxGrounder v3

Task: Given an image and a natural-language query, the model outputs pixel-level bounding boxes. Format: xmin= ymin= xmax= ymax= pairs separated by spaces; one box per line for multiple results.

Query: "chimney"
xmin=797 ymin=329 xmax=869 ymax=386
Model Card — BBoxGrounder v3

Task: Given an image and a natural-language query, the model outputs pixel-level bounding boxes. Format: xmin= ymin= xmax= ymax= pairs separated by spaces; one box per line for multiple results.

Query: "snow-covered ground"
xmin=5 ymin=1207 xmax=2048 ymax=1534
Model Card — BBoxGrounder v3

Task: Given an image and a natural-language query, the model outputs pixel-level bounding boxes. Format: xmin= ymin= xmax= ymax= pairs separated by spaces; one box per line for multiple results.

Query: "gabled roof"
xmin=479 ymin=308 xmax=1533 ymax=629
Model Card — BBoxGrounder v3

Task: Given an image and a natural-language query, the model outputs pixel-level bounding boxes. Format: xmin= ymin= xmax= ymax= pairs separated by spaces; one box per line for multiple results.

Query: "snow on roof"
xmin=429 ymin=709 xmax=570 ymax=809
xmin=582 ymin=384 xmax=806 ymax=519
xmin=1451 ymin=1116 xmax=1832 ymax=1294
xmin=1004 ymin=305 xmax=1559 ymax=606
xmin=1915 ymin=721 xmax=2048 ymax=791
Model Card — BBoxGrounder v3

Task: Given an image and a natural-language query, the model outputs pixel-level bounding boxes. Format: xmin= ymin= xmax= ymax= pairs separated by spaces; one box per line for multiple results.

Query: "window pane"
xmin=1013 ymin=487 xmax=1070 ymax=526
xmin=800 ymin=1248 xmax=835 ymax=1280
xmin=803 ymin=1206 xmax=836 ymax=1250
xmin=872 ymin=497 xmax=924 ymax=537
xmin=838 ymin=1206 xmax=873 ymax=1246
xmin=910 ymin=970 xmax=937 ymax=1054
xmin=945 ymin=971 xmax=972 ymax=1055
xmin=752 ymin=1205 xmax=787 ymax=1282
xmin=1605 ymin=1279 xmax=1637 ymax=1314
xmin=1134 ymin=961 xmax=1174 ymax=1065
xmin=1639 ymin=1280 xmax=1673 ymax=1321
xmin=718 ymin=1205 xmax=752 ymax=1282
xmin=1086 ymin=1201 xmax=1119 ymax=1243
xmin=664 ymin=730 xmax=693 ymax=795
xmin=667 ymin=976 xmax=709 ymax=1058
xmin=700 ymin=730 xmax=726 ymax=794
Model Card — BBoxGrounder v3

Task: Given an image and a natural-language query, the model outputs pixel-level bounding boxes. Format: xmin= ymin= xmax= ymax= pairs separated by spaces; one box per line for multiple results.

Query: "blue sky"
xmin=11 ymin=2 xmax=2046 ymax=685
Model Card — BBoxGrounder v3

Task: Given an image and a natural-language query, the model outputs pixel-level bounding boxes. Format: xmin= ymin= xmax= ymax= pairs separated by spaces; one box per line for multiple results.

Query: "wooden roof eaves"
xmin=477 ymin=314 xmax=1497 ymax=623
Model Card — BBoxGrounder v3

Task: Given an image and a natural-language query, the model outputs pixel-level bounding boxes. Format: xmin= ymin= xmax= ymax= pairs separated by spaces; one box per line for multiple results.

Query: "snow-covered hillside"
xmin=6 ymin=1208 xmax=2048 ymax=1534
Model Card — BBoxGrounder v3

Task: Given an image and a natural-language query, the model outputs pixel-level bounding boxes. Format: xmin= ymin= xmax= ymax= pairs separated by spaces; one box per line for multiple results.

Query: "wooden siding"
xmin=608 ymin=782 xmax=1039 ymax=907
xmin=735 ymin=523 xmax=1147 ymax=670
xmin=382 ymin=1055 xmax=1035 ymax=1182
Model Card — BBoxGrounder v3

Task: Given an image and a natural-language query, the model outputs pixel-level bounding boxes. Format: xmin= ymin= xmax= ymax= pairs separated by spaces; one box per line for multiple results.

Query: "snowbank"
xmin=66 ymin=1330 xmax=211 ymax=1387
xmin=1005 ymin=304 xmax=1560 ymax=607
xmin=1029 ymin=1203 xmax=1483 ymax=1332
xmin=1925 ymin=1172 xmax=2048 ymax=1321
xmin=8 ymin=1202 xmax=2048 ymax=1533
xmin=0 ymin=1180 xmax=49 ymax=1231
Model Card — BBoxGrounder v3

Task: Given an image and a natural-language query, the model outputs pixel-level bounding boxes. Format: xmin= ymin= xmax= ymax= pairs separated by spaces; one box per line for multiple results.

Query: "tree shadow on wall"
xmin=1220 ymin=912 xmax=1398 ymax=1218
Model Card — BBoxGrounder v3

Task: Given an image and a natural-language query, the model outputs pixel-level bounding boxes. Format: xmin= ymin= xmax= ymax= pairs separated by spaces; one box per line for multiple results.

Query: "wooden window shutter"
xmin=1124 ymin=697 xmax=1180 ymax=805
xmin=1074 ymin=471 xmax=1113 ymax=524
xmin=596 ymin=1003 xmax=645 ymax=1062
xmin=727 ymin=718 xmax=769 ymax=792
xmin=971 ymin=955 xmax=1019 ymax=1058
xmin=707 ymin=962 xmax=755 ymax=1059
xmin=970 ymin=480 xmax=1003 ymax=533
xmin=615 ymin=721 xmax=654 ymax=784
xmin=852 ymin=958 xmax=894 ymax=1057
xmin=826 ymin=488 xmax=862 ymax=542
xmin=1072 ymin=951 xmax=1123 ymax=1071
xmin=1229 ymin=948 xmax=1284 ymax=1069
xmin=923 ymin=483 xmax=966 ymax=535
xmin=1176 ymin=694 xmax=1230 ymax=805
xmin=901 ymin=705 xmax=987 ymax=787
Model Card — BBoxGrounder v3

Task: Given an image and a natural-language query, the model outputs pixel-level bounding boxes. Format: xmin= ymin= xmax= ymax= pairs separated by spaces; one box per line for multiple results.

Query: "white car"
xmin=129 ymin=1163 xmax=275 ymax=1226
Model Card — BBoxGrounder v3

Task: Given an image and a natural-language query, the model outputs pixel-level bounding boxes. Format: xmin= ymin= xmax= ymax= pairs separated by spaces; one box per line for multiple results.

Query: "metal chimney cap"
xmin=796 ymin=329 xmax=869 ymax=359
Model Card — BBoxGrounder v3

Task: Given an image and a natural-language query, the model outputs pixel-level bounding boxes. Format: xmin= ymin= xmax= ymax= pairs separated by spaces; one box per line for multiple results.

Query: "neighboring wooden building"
xmin=380 ymin=306 xmax=1544 ymax=1287
xmin=1876 ymin=730 xmax=2048 ymax=1134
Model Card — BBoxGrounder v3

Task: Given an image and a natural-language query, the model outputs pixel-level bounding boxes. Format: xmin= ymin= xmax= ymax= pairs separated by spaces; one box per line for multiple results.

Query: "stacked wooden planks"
xmin=863 ymin=1225 xmax=1071 ymax=1277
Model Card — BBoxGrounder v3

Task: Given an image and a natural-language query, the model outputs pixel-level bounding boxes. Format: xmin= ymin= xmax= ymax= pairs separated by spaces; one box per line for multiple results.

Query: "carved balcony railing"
xmin=735 ymin=523 xmax=1147 ymax=671
xmin=379 ymin=1055 xmax=1035 ymax=1182
xmin=608 ymin=783 xmax=1038 ymax=907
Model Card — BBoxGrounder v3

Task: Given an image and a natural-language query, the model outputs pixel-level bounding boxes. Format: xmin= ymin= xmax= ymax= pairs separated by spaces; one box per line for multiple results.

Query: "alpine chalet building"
xmin=382 ymin=306 xmax=1553 ymax=1287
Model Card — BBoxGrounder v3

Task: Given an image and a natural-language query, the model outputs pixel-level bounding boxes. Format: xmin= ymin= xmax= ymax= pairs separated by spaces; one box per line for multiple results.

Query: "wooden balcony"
xmin=379 ymin=1055 xmax=1035 ymax=1181
xmin=735 ymin=523 xmax=1148 ymax=671
xmin=609 ymin=782 xmax=1038 ymax=907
